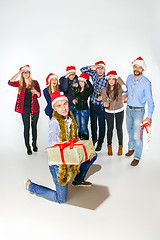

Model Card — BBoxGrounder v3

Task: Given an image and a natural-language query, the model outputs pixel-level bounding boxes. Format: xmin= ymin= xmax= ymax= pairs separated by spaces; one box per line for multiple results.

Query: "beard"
xmin=134 ymin=70 xmax=142 ymax=76
xmin=98 ymin=73 xmax=104 ymax=77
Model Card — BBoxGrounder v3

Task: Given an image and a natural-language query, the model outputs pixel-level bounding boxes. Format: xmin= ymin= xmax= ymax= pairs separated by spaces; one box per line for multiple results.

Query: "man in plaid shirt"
xmin=81 ymin=61 xmax=107 ymax=151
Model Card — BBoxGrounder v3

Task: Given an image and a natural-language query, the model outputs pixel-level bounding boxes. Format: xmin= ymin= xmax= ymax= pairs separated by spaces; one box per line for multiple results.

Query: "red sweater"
xmin=8 ymin=80 xmax=41 ymax=113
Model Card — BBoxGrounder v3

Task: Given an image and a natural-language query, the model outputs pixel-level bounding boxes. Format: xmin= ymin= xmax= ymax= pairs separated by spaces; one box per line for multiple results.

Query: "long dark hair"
xmin=106 ymin=79 xmax=120 ymax=100
xmin=77 ymin=81 xmax=89 ymax=93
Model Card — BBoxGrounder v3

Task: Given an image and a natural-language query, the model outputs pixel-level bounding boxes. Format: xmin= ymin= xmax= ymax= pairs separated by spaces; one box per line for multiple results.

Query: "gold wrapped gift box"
xmin=46 ymin=139 xmax=96 ymax=165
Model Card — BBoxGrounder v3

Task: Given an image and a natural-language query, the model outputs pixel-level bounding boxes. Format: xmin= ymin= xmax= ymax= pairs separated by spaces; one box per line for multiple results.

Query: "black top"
xmin=24 ymin=88 xmax=32 ymax=109
xmin=74 ymin=80 xmax=94 ymax=110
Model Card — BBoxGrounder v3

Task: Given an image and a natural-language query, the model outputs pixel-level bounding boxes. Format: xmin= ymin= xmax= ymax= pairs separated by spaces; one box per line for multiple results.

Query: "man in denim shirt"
xmin=81 ymin=61 xmax=108 ymax=151
xmin=124 ymin=57 xmax=155 ymax=166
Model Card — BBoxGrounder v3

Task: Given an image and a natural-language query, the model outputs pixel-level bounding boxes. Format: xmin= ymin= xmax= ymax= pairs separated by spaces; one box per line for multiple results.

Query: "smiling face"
xmin=133 ymin=64 xmax=144 ymax=77
xmin=22 ymin=71 xmax=30 ymax=79
xmin=68 ymin=72 xmax=76 ymax=80
xmin=96 ymin=66 xmax=105 ymax=77
xmin=50 ymin=77 xmax=58 ymax=87
xmin=53 ymin=99 xmax=69 ymax=118
xmin=79 ymin=80 xmax=85 ymax=88
xmin=108 ymin=77 xmax=116 ymax=86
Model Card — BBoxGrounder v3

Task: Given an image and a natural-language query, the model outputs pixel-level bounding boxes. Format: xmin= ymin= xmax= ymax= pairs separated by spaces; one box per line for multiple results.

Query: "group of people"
xmin=8 ymin=56 xmax=155 ymax=203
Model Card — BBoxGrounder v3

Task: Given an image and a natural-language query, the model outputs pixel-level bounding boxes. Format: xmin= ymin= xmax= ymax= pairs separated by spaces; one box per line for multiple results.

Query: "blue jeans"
xmin=69 ymin=105 xmax=77 ymax=120
xmin=90 ymin=101 xmax=106 ymax=145
xmin=76 ymin=109 xmax=90 ymax=135
xmin=28 ymin=154 xmax=97 ymax=203
xmin=126 ymin=106 xmax=145 ymax=160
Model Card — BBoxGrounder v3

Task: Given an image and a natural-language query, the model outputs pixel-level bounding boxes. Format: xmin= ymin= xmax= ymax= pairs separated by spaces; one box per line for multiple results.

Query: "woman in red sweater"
xmin=8 ymin=65 xmax=41 ymax=155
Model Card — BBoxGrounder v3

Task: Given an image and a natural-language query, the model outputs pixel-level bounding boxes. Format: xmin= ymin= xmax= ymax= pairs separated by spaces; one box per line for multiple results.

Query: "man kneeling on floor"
xmin=25 ymin=90 xmax=97 ymax=203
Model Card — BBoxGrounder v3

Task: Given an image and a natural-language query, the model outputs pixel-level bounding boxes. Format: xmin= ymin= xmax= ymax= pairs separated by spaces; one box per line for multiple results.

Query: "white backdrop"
xmin=1 ymin=0 xmax=160 ymax=151
xmin=0 ymin=0 xmax=160 ymax=239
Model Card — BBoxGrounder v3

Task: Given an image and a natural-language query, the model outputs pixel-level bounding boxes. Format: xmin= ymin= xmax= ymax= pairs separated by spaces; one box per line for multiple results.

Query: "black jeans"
xmin=90 ymin=101 xmax=106 ymax=145
xmin=21 ymin=108 xmax=39 ymax=148
xmin=105 ymin=110 xmax=124 ymax=145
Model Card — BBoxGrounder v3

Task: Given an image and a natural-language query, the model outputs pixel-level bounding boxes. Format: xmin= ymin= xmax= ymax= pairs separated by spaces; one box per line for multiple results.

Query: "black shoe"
xmin=93 ymin=139 xmax=97 ymax=146
xmin=27 ymin=146 xmax=32 ymax=155
xmin=83 ymin=134 xmax=89 ymax=140
xmin=32 ymin=142 xmax=38 ymax=152
xmin=78 ymin=132 xmax=82 ymax=139
xmin=95 ymin=144 xmax=102 ymax=151
xmin=72 ymin=181 xmax=92 ymax=187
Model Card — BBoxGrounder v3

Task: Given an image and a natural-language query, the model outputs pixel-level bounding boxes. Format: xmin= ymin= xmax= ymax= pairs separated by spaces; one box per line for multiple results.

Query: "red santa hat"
xmin=95 ymin=61 xmax=106 ymax=69
xmin=46 ymin=73 xmax=58 ymax=86
xmin=78 ymin=73 xmax=90 ymax=81
xmin=51 ymin=90 xmax=68 ymax=107
xmin=131 ymin=57 xmax=146 ymax=70
xmin=66 ymin=66 xmax=76 ymax=75
xmin=19 ymin=65 xmax=31 ymax=72
xmin=106 ymin=70 xmax=118 ymax=79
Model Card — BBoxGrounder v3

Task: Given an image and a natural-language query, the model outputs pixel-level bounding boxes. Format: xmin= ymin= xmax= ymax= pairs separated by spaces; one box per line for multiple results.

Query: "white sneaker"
xmin=24 ymin=179 xmax=31 ymax=190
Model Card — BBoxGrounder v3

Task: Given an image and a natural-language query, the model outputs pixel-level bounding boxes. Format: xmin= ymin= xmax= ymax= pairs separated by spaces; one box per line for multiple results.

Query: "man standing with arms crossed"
xmin=124 ymin=57 xmax=155 ymax=166
xmin=81 ymin=61 xmax=107 ymax=151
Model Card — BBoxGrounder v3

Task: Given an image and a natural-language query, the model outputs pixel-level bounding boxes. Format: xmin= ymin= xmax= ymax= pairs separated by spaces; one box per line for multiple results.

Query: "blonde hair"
xmin=18 ymin=72 xmax=34 ymax=94
xmin=47 ymin=78 xmax=59 ymax=94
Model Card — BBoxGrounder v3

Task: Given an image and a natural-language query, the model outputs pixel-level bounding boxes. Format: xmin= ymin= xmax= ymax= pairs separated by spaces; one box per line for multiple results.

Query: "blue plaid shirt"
xmin=80 ymin=66 xmax=108 ymax=105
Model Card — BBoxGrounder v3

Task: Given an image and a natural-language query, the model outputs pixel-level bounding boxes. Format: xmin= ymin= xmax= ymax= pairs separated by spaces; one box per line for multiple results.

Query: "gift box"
xmin=46 ymin=139 xmax=96 ymax=165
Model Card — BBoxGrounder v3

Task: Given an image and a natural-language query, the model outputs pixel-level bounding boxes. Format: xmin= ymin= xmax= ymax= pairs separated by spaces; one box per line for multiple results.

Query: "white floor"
xmin=1 ymin=124 xmax=160 ymax=240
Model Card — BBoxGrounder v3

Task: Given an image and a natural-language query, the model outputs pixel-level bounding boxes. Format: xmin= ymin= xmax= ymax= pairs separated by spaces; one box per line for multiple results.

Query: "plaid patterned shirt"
xmin=8 ymin=80 xmax=41 ymax=113
xmin=80 ymin=66 xmax=107 ymax=105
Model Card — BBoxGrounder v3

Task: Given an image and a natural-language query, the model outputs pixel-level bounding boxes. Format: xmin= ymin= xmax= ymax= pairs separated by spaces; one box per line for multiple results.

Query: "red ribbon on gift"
xmin=140 ymin=122 xmax=149 ymax=140
xmin=47 ymin=138 xmax=88 ymax=165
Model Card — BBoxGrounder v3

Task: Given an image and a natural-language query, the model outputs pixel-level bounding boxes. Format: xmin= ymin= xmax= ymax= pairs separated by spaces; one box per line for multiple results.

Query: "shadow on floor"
xmin=66 ymin=164 xmax=110 ymax=210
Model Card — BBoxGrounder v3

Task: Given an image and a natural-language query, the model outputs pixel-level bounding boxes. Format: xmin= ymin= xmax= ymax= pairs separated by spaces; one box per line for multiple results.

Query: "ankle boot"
xmin=107 ymin=145 xmax=113 ymax=156
xmin=32 ymin=141 xmax=38 ymax=152
xmin=118 ymin=145 xmax=123 ymax=156
xmin=27 ymin=146 xmax=32 ymax=155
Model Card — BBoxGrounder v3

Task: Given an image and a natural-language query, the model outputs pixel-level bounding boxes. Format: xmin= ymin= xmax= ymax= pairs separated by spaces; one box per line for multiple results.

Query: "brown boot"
xmin=108 ymin=145 xmax=113 ymax=156
xmin=130 ymin=159 xmax=139 ymax=166
xmin=125 ymin=149 xmax=134 ymax=157
xmin=118 ymin=145 xmax=123 ymax=156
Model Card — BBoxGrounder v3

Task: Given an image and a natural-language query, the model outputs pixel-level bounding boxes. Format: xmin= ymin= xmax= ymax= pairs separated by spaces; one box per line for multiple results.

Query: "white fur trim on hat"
xmin=21 ymin=66 xmax=31 ymax=72
xmin=52 ymin=96 xmax=68 ymax=107
xmin=66 ymin=69 xmax=76 ymax=74
xmin=78 ymin=77 xmax=86 ymax=81
xmin=131 ymin=57 xmax=147 ymax=71
xmin=48 ymin=74 xmax=58 ymax=81
xmin=107 ymin=74 xmax=118 ymax=79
